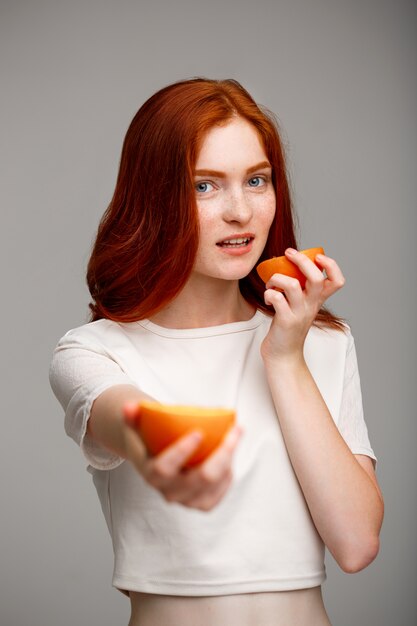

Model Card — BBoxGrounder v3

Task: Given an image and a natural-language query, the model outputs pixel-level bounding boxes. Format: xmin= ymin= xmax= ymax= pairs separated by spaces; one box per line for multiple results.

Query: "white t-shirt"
xmin=49 ymin=310 xmax=377 ymax=596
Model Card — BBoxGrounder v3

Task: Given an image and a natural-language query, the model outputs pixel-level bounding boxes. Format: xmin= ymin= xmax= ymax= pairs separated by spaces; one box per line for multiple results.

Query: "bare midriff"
xmin=128 ymin=586 xmax=332 ymax=626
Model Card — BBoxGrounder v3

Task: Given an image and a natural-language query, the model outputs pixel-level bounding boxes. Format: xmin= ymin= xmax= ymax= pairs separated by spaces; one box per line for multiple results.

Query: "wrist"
xmin=261 ymin=350 xmax=306 ymax=372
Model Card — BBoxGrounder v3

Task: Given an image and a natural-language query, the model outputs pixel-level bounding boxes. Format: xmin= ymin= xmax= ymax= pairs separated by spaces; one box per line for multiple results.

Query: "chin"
xmin=194 ymin=256 xmax=258 ymax=282
xmin=215 ymin=267 xmax=254 ymax=281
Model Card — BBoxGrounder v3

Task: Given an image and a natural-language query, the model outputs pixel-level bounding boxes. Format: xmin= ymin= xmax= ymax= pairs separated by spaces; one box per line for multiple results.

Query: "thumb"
xmin=123 ymin=402 xmax=141 ymax=428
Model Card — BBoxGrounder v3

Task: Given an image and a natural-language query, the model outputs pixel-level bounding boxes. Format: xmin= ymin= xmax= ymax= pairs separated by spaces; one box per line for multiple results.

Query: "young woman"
xmin=50 ymin=78 xmax=384 ymax=626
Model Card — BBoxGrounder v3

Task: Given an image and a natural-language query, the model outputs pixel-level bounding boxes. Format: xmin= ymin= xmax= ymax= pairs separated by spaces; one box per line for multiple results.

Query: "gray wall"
xmin=1 ymin=1 xmax=416 ymax=624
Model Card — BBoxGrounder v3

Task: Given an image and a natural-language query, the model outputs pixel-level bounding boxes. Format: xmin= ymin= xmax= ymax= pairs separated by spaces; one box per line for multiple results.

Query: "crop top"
xmin=49 ymin=310 xmax=377 ymax=596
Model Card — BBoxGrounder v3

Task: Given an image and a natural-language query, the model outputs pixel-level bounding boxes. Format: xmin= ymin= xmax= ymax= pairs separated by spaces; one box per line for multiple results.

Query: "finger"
xmin=149 ymin=431 xmax=204 ymax=484
xmin=183 ymin=470 xmax=234 ymax=511
xmin=264 ymin=287 xmax=293 ymax=319
xmin=123 ymin=402 xmax=141 ymax=428
xmin=265 ymin=273 xmax=304 ymax=311
xmin=198 ymin=425 xmax=243 ymax=483
xmin=150 ymin=426 xmax=240 ymax=507
xmin=284 ymin=249 xmax=325 ymax=299
xmin=160 ymin=426 xmax=242 ymax=503
xmin=123 ymin=426 xmax=148 ymax=470
xmin=314 ymin=254 xmax=346 ymax=299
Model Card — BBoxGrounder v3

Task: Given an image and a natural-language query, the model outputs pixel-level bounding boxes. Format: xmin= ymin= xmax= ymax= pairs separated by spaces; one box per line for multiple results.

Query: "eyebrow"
xmin=194 ymin=160 xmax=272 ymax=178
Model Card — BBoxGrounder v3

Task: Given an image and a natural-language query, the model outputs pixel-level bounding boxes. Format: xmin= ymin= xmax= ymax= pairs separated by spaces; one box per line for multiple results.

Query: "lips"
xmin=216 ymin=233 xmax=255 ymax=248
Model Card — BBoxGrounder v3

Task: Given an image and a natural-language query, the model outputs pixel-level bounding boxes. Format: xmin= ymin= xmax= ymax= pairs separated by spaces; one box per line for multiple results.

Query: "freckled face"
xmin=192 ymin=117 xmax=276 ymax=282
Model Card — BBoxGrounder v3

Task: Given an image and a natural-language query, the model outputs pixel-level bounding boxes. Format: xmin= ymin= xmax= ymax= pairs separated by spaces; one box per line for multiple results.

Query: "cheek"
xmin=197 ymin=211 xmax=217 ymax=238
xmin=195 ymin=212 xmax=216 ymax=255
xmin=267 ymin=189 xmax=277 ymax=223
xmin=254 ymin=192 xmax=276 ymax=229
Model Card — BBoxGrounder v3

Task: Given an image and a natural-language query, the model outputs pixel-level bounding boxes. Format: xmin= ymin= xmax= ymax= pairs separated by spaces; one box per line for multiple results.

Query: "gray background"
xmin=1 ymin=0 xmax=416 ymax=624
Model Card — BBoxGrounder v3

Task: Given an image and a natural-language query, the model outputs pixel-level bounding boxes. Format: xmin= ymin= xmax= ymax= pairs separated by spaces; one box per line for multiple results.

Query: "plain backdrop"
xmin=1 ymin=1 xmax=416 ymax=624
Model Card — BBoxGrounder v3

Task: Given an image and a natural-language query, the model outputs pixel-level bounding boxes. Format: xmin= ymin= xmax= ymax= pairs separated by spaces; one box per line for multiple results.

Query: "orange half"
xmin=136 ymin=401 xmax=236 ymax=468
xmin=256 ymin=247 xmax=325 ymax=291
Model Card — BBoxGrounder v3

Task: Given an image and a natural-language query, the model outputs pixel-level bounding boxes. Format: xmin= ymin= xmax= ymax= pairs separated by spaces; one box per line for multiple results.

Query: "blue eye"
xmin=195 ymin=181 xmax=214 ymax=193
xmin=248 ymin=176 xmax=265 ymax=187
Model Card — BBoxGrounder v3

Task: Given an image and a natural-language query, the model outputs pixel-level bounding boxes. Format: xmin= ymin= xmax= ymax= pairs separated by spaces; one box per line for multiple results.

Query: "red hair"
xmin=87 ymin=77 xmax=347 ymax=332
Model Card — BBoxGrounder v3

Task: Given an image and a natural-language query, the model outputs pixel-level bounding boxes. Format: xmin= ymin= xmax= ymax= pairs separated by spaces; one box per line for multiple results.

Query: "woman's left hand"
xmin=260 ymin=248 xmax=346 ymax=363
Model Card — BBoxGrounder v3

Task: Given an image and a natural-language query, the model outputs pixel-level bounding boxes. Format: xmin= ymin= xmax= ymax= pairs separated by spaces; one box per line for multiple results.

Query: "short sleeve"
xmin=49 ymin=330 xmax=138 ymax=470
xmin=337 ymin=332 xmax=378 ymax=469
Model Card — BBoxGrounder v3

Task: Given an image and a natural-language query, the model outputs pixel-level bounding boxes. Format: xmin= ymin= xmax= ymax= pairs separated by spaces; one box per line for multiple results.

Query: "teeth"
xmin=222 ymin=237 xmax=250 ymax=245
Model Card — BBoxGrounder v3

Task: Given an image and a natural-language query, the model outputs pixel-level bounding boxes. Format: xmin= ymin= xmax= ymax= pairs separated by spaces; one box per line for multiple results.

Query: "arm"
xmin=49 ymin=339 xmax=242 ymax=511
xmin=87 ymin=384 xmax=152 ymax=460
xmin=261 ymin=249 xmax=384 ymax=573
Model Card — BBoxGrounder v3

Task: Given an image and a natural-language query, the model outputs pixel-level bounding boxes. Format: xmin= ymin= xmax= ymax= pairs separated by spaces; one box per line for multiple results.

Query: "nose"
xmin=222 ymin=188 xmax=253 ymax=224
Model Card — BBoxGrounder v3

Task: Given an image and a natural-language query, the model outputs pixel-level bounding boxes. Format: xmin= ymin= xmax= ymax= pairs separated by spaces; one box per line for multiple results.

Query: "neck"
xmin=149 ymin=276 xmax=256 ymax=329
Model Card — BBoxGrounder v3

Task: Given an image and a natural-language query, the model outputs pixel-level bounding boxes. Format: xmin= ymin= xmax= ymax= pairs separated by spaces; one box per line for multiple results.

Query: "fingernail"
xmin=123 ymin=408 xmax=137 ymax=424
xmin=286 ymin=248 xmax=297 ymax=255
xmin=124 ymin=412 xmax=134 ymax=424
xmin=316 ymin=254 xmax=324 ymax=260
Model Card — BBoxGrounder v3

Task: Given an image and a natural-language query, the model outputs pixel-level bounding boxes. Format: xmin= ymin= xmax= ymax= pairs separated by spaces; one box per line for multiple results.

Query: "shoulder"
xmin=308 ymin=321 xmax=352 ymax=349
xmin=54 ymin=318 xmax=130 ymax=352
xmin=56 ymin=319 xmax=111 ymax=343
xmin=304 ymin=322 xmax=353 ymax=378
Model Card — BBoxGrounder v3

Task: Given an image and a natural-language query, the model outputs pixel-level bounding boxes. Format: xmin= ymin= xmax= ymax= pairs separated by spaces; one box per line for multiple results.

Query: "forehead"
xmin=195 ymin=118 xmax=267 ymax=167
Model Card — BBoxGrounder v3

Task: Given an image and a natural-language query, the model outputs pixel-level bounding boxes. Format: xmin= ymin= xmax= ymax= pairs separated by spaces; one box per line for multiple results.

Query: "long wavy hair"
xmin=87 ymin=77 xmax=347 ymax=332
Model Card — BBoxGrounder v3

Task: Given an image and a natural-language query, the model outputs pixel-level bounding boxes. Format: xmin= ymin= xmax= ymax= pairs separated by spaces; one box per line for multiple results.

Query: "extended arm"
xmin=49 ymin=338 xmax=242 ymax=511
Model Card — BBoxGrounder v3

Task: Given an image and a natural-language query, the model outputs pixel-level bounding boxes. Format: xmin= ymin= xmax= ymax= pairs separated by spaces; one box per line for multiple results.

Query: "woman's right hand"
xmin=122 ymin=403 xmax=243 ymax=511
